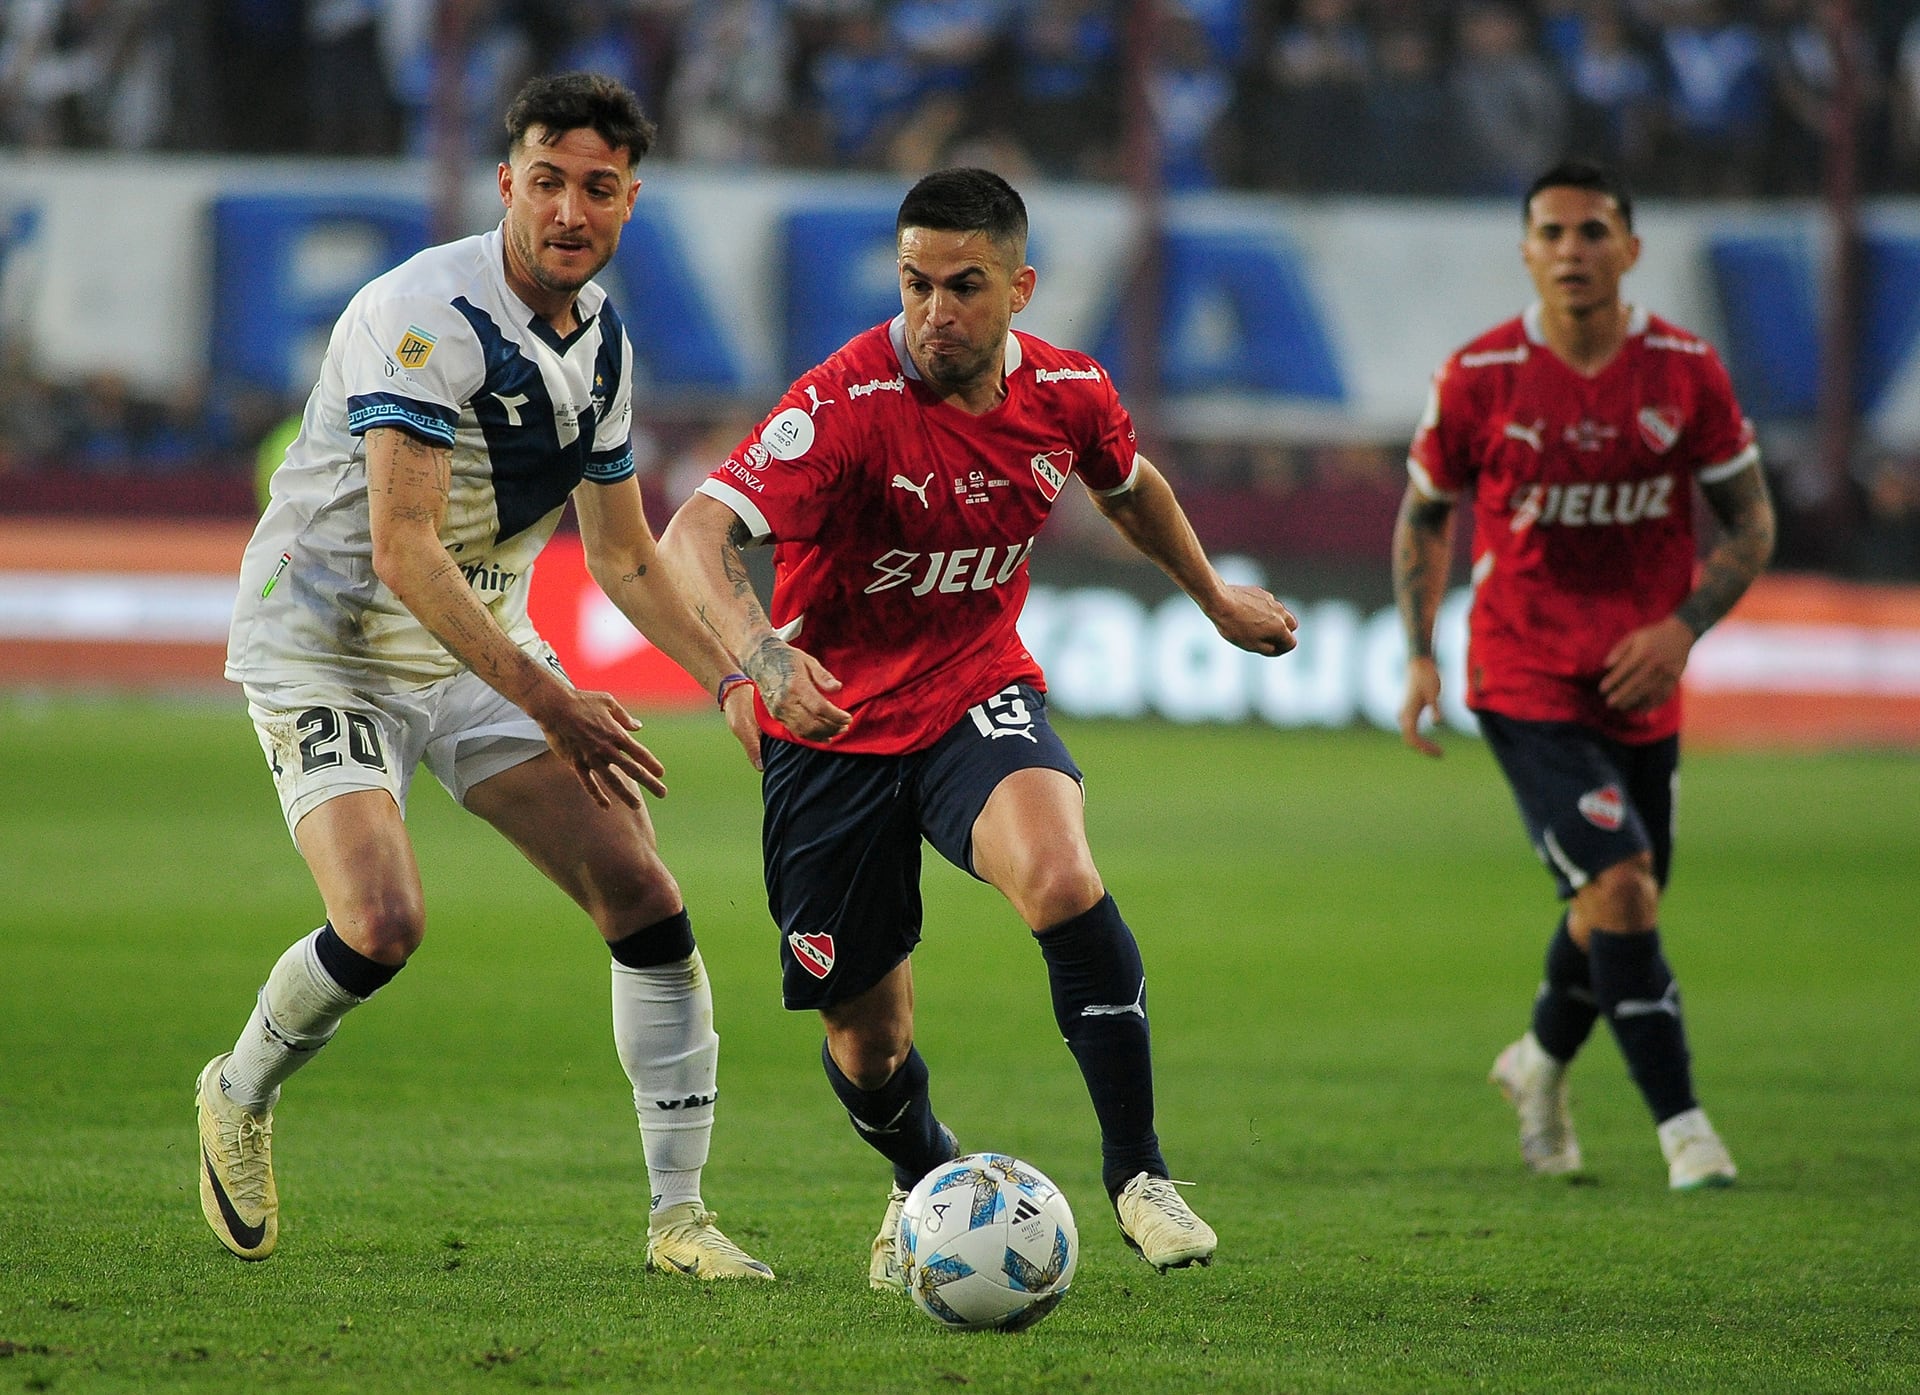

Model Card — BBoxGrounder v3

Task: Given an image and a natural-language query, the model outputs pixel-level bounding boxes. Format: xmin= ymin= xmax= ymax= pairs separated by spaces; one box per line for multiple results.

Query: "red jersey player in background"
xmin=664 ymin=167 xmax=1297 ymax=1284
xmin=1393 ymin=159 xmax=1775 ymax=1190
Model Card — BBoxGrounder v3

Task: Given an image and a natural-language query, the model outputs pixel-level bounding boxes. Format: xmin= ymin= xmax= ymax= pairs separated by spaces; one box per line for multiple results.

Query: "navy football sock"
xmin=1035 ymin=894 xmax=1167 ymax=1198
xmin=1589 ymin=928 xmax=1698 ymax=1124
xmin=1530 ymin=915 xmax=1599 ymax=1062
xmin=820 ymin=1042 xmax=955 ymax=1191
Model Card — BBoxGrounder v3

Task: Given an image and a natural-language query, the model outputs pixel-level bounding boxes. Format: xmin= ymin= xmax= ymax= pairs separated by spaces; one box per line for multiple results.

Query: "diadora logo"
xmin=866 ymin=539 xmax=1035 ymax=596
xmin=1503 ymin=419 xmax=1545 ymax=452
xmin=1030 ymin=448 xmax=1073 ymax=500
xmin=789 ymin=931 xmax=835 ymax=980
xmin=892 ymin=472 xmax=933 ymax=508
xmin=1637 ymin=406 xmax=1682 ymax=453
xmin=1508 ymin=476 xmax=1674 ymax=532
xmin=1578 ymin=784 xmax=1625 ymax=831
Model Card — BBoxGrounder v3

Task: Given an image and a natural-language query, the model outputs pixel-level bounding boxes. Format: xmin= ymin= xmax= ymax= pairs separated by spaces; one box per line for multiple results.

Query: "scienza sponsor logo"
xmin=789 ymin=931 xmax=835 ymax=979
xmin=1578 ymin=784 xmax=1625 ymax=831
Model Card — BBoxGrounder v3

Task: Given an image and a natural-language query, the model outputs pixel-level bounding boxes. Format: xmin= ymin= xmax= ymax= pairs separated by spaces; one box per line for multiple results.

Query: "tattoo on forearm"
xmin=1676 ymin=466 xmax=1776 ymax=636
xmin=744 ymin=635 xmax=795 ymax=700
xmin=1392 ymin=493 xmax=1453 ymax=659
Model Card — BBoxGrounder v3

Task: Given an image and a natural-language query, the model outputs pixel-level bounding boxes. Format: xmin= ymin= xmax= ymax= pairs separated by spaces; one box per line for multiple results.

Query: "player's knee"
xmin=825 ymin=1023 xmax=912 ymax=1091
xmin=1011 ymin=857 xmax=1103 ymax=932
xmin=333 ymin=889 xmax=425 ymax=964
xmin=580 ymin=855 xmax=681 ymax=941
xmin=1584 ymin=855 xmax=1659 ymax=931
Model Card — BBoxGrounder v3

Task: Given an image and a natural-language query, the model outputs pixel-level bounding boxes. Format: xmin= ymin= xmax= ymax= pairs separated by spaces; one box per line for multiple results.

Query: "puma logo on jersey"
xmin=891 ymin=473 xmax=933 ymax=507
xmin=804 ymin=384 xmax=836 ymax=414
xmin=865 ymin=539 xmax=1035 ymax=596
xmin=1508 ymin=476 xmax=1674 ymax=532
xmin=1503 ymin=419 xmax=1545 ymax=451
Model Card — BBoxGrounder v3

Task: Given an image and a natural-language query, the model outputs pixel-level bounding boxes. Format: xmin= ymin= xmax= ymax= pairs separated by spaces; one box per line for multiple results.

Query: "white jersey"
xmin=226 ymin=224 xmax=636 ymax=691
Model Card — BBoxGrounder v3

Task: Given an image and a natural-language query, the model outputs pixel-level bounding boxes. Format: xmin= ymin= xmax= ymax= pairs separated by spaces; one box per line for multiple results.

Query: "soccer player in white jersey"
xmin=200 ymin=73 xmax=774 ymax=1279
xmin=663 ymin=168 xmax=1299 ymax=1283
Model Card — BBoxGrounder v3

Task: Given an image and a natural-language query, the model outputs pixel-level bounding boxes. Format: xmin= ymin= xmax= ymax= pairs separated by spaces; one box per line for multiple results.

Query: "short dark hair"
xmin=896 ymin=168 xmax=1029 ymax=258
xmin=504 ymin=72 xmax=656 ymax=168
xmin=1524 ymin=158 xmax=1634 ymax=231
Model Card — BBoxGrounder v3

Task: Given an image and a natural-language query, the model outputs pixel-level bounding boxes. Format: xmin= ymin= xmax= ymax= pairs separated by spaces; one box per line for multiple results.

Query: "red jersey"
xmin=1408 ymin=305 xmax=1758 ymax=743
xmin=698 ymin=316 xmax=1139 ymax=754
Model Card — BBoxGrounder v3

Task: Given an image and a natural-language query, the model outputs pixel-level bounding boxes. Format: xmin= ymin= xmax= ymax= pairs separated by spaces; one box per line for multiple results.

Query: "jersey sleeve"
xmin=584 ymin=323 xmax=637 ymax=484
xmin=1689 ymin=346 xmax=1759 ymax=484
xmin=1406 ymin=359 xmax=1471 ymax=501
xmin=695 ymin=373 xmax=852 ymax=542
xmin=1073 ymin=369 xmax=1140 ymax=496
xmin=341 ymin=294 xmax=482 ymax=447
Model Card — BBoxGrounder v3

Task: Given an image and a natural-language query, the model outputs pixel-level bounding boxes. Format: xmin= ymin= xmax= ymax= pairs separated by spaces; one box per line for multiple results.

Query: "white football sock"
xmin=611 ymin=950 xmax=718 ymax=1211
xmin=219 ymin=927 xmax=364 ymax=1112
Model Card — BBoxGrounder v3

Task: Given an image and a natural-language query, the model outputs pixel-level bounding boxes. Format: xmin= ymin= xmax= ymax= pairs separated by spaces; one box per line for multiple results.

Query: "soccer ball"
xmin=898 ymin=1152 xmax=1078 ymax=1332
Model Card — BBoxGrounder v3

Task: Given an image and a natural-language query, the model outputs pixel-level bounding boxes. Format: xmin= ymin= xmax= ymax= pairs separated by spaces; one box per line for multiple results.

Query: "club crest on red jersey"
xmin=1637 ymin=406 xmax=1682 ymax=454
xmin=1578 ymin=784 xmax=1626 ymax=831
xmin=1030 ymin=449 xmax=1073 ymax=501
xmin=789 ymin=931 xmax=835 ymax=979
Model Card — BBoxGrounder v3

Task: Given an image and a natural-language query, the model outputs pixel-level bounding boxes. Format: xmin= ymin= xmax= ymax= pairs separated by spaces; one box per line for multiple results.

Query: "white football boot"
xmin=1115 ymin=1174 xmax=1217 ymax=1272
xmin=1489 ymin=1033 xmax=1584 ymax=1176
xmin=869 ymin=1186 xmax=911 ymax=1293
xmin=645 ymin=1202 xmax=775 ymax=1280
xmin=1659 ymin=1108 xmax=1737 ymax=1190
xmin=196 ymin=1054 xmax=278 ymax=1260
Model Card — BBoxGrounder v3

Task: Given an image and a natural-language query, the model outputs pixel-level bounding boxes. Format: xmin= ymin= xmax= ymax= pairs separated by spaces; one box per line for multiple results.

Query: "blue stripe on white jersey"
xmin=345 ymin=394 xmax=460 ymax=445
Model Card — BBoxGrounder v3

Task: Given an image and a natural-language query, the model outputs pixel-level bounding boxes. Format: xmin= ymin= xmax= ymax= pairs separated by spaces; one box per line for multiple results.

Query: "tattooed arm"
xmin=1600 ymin=461 xmax=1777 ymax=713
xmin=659 ymin=492 xmax=850 ymax=742
xmin=365 ymin=426 xmax=666 ymax=806
xmin=1392 ymin=481 xmax=1457 ymax=757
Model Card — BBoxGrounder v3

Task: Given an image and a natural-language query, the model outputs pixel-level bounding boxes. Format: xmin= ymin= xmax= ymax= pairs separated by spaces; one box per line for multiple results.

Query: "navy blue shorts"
xmin=1476 ymin=710 xmax=1678 ymax=900
xmin=761 ymin=683 xmax=1082 ymax=1010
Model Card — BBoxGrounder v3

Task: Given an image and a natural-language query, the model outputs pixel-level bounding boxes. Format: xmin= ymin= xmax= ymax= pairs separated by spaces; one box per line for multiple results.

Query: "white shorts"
xmin=243 ymin=644 xmax=565 ymax=839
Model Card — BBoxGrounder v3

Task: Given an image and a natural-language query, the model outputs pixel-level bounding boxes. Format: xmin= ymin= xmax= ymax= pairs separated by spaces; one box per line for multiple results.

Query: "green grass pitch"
xmin=1 ymin=694 xmax=1915 ymax=1393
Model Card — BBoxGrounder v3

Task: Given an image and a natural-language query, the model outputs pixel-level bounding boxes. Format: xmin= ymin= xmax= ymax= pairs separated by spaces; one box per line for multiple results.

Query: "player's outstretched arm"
xmin=1601 ymin=460 xmax=1776 ymax=712
xmin=1091 ymin=456 xmax=1298 ymax=656
xmin=1392 ymin=481 xmax=1455 ymax=757
xmin=660 ymin=493 xmax=850 ymax=742
xmin=364 ymin=427 xmax=666 ymax=808
xmin=574 ymin=476 xmax=764 ymax=767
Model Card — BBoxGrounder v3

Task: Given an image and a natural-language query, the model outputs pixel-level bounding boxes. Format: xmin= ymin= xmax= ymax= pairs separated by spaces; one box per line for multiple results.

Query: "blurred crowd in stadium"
xmin=3 ymin=0 xmax=1920 ymax=579
xmin=5 ymin=0 xmax=1920 ymax=195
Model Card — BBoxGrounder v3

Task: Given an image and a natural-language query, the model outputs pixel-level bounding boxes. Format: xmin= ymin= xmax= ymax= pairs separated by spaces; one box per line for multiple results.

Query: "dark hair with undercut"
xmin=1524 ymin=158 xmax=1634 ymax=231
xmin=504 ymin=72 xmax=657 ymax=168
xmin=896 ymin=167 xmax=1029 ymax=259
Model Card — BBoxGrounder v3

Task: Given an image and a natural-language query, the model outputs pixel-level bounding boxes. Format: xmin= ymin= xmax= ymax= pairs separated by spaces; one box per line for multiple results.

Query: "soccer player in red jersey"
xmin=663 ymin=167 xmax=1298 ymax=1280
xmin=1393 ymin=159 xmax=1776 ymax=1189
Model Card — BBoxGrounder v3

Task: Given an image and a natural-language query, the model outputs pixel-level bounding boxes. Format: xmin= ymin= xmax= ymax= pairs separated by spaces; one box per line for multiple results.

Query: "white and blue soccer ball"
xmin=899 ymin=1152 xmax=1078 ymax=1332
